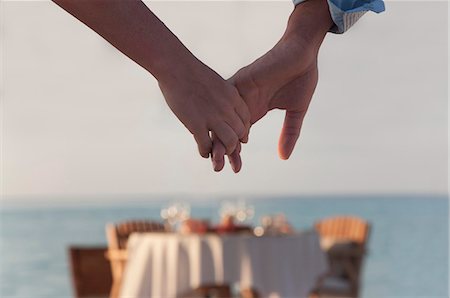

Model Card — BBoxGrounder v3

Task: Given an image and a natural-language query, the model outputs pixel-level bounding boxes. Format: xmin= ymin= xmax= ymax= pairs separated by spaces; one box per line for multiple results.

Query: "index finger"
xmin=211 ymin=133 xmax=226 ymax=172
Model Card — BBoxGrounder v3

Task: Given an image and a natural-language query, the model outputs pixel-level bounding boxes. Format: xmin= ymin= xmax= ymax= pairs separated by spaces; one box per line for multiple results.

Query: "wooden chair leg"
xmin=110 ymin=280 xmax=121 ymax=298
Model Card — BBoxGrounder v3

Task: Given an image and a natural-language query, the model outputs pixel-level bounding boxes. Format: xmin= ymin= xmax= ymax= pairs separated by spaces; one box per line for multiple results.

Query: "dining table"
xmin=119 ymin=230 xmax=328 ymax=298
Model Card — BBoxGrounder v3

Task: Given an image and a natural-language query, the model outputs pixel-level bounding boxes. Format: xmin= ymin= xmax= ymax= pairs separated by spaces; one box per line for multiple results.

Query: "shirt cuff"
xmin=292 ymin=0 xmax=385 ymax=34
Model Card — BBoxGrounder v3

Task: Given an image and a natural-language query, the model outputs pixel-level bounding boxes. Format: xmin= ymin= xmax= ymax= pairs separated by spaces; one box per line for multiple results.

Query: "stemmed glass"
xmin=160 ymin=202 xmax=191 ymax=232
xmin=219 ymin=200 xmax=254 ymax=223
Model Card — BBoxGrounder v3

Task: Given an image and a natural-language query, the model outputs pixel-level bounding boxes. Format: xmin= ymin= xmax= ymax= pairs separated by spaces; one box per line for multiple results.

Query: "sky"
xmin=1 ymin=1 xmax=448 ymax=201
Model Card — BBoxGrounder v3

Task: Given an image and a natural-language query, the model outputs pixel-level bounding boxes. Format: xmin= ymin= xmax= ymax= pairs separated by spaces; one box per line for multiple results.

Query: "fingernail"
xmin=278 ymin=148 xmax=292 ymax=160
xmin=230 ymin=159 xmax=241 ymax=173
xmin=212 ymin=160 xmax=219 ymax=172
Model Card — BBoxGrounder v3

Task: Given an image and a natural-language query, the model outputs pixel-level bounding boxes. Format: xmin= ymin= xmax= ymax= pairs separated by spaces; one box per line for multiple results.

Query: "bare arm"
xmin=52 ymin=0 xmax=250 ymax=157
xmin=53 ymin=0 xmax=197 ymax=82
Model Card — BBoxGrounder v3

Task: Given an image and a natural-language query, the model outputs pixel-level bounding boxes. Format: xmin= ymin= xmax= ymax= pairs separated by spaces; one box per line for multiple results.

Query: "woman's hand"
xmin=52 ymin=0 xmax=250 ymax=159
xmin=159 ymin=61 xmax=250 ymax=158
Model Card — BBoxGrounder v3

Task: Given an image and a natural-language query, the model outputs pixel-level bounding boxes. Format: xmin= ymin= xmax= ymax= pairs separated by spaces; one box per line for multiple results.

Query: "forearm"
xmin=52 ymin=0 xmax=198 ymax=84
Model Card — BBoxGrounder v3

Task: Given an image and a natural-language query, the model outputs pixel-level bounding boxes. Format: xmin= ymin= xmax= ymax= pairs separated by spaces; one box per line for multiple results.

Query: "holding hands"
xmin=53 ymin=0 xmax=333 ymax=172
xmin=158 ymin=61 xmax=250 ymax=158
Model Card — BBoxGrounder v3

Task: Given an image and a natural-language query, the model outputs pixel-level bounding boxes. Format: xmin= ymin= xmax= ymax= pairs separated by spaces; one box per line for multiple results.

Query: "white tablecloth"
xmin=120 ymin=230 xmax=328 ymax=298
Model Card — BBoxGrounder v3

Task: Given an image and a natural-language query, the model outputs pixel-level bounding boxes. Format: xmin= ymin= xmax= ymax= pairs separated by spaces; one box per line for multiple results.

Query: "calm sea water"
xmin=0 ymin=195 xmax=448 ymax=298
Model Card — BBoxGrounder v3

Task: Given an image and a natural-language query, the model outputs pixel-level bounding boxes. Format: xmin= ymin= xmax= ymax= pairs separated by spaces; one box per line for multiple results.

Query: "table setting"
xmin=118 ymin=201 xmax=328 ymax=298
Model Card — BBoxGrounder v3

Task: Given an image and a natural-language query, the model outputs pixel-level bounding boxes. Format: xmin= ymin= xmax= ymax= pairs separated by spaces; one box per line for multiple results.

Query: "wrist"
xmin=150 ymin=49 xmax=202 ymax=87
xmin=248 ymin=33 xmax=316 ymax=89
xmin=282 ymin=0 xmax=333 ymax=49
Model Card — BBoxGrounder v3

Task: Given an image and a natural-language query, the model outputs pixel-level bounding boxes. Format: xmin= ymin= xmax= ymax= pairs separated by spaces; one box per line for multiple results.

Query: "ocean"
xmin=0 ymin=195 xmax=448 ymax=298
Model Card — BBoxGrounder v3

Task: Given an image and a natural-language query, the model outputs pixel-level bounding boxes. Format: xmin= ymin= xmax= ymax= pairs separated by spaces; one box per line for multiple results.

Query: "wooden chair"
xmin=240 ymin=287 xmax=260 ymax=298
xmin=312 ymin=216 xmax=371 ymax=298
xmin=105 ymin=220 xmax=166 ymax=298
xmin=68 ymin=246 xmax=112 ymax=298
xmin=181 ymin=284 xmax=259 ymax=298
xmin=181 ymin=284 xmax=231 ymax=298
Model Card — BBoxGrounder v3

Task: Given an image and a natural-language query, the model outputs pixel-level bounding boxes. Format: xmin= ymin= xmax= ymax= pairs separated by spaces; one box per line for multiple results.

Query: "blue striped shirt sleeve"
xmin=292 ymin=0 xmax=385 ymax=34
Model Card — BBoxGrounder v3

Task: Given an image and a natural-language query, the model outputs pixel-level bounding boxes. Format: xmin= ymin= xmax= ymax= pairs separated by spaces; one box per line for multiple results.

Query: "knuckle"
xmin=218 ymin=101 xmax=233 ymax=114
xmin=284 ymin=127 xmax=300 ymax=137
xmin=231 ymin=133 xmax=239 ymax=144
xmin=225 ymin=138 xmax=238 ymax=153
xmin=208 ymin=119 xmax=221 ymax=130
xmin=244 ymin=110 xmax=251 ymax=123
xmin=213 ymin=141 xmax=226 ymax=154
xmin=238 ymin=121 xmax=248 ymax=135
xmin=227 ymin=86 xmax=240 ymax=98
xmin=225 ymin=145 xmax=235 ymax=154
xmin=237 ymin=127 xmax=246 ymax=139
xmin=212 ymin=152 xmax=224 ymax=162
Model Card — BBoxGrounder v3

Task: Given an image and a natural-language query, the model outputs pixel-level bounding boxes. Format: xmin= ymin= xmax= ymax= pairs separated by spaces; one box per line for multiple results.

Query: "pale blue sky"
xmin=1 ymin=1 xmax=448 ymax=200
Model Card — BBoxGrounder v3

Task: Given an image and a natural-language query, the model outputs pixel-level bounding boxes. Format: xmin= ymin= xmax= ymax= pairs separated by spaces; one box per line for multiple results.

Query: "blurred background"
xmin=1 ymin=0 xmax=448 ymax=297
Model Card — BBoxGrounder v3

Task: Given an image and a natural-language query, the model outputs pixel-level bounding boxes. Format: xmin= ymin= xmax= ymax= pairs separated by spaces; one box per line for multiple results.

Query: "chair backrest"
xmin=314 ymin=216 xmax=370 ymax=245
xmin=181 ymin=284 xmax=231 ymax=298
xmin=181 ymin=284 xmax=259 ymax=298
xmin=107 ymin=220 xmax=166 ymax=249
xmin=241 ymin=287 xmax=260 ymax=298
xmin=314 ymin=216 xmax=371 ymax=297
xmin=105 ymin=220 xmax=166 ymax=298
xmin=68 ymin=246 xmax=112 ymax=298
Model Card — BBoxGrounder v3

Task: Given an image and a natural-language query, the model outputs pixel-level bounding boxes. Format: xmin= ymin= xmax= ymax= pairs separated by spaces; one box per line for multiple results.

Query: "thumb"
xmin=278 ymin=110 xmax=306 ymax=160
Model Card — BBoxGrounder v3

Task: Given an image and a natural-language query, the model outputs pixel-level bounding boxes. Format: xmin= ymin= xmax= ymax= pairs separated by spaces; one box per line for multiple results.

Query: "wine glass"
xmin=219 ymin=200 xmax=254 ymax=223
xmin=161 ymin=202 xmax=190 ymax=232
xmin=235 ymin=200 xmax=254 ymax=223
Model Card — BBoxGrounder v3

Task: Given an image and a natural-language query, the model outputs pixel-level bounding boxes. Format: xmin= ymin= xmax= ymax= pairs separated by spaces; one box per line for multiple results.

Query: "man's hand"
xmin=211 ymin=58 xmax=318 ymax=172
xmin=211 ymin=0 xmax=333 ymax=172
xmin=229 ymin=51 xmax=319 ymax=161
